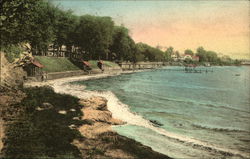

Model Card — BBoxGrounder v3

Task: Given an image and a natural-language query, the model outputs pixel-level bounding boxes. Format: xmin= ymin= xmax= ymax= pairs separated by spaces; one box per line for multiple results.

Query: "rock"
xmin=69 ymin=124 xmax=77 ymax=129
xmin=73 ymin=117 xmax=81 ymax=120
xmin=82 ymin=109 xmax=112 ymax=122
xmin=42 ymin=102 xmax=54 ymax=109
xmin=58 ymin=110 xmax=67 ymax=114
xmin=79 ymin=96 xmax=107 ymax=110
xmin=0 ymin=52 xmax=27 ymax=88
xmin=0 ymin=95 xmax=11 ymax=106
xmin=36 ymin=107 xmax=43 ymax=111
xmin=36 ymin=102 xmax=54 ymax=111
xmin=77 ymin=96 xmax=126 ymax=140
xmin=109 ymin=118 xmax=126 ymax=125
xmin=150 ymin=120 xmax=163 ymax=127
xmin=70 ymin=108 xmax=76 ymax=112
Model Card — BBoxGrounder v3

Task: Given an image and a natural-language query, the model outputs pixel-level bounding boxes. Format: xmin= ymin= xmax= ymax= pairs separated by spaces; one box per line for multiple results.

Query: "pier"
xmin=118 ymin=62 xmax=164 ymax=70
xmin=157 ymin=67 xmax=214 ymax=73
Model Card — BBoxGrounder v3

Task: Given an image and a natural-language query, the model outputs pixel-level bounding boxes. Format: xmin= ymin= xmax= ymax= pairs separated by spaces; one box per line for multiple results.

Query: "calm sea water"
xmin=73 ymin=66 xmax=250 ymax=158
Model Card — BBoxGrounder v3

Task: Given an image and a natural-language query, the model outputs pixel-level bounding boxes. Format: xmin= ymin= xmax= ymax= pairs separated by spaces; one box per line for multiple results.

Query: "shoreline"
xmin=23 ymin=68 xmax=250 ymax=159
xmin=22 ymin=69 xmax=172 ymax=158
xmin=73 ymin=96 xmax=169 ymax=158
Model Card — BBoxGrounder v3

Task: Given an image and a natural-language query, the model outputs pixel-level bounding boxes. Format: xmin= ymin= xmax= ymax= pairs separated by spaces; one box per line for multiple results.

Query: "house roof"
xmin=82 ymin=61 xmax=90 ymax=66
xmin=192 ymin=56 xmax=199 ymax=59
xmin=31 ymin=60 xmax=44 ymax=68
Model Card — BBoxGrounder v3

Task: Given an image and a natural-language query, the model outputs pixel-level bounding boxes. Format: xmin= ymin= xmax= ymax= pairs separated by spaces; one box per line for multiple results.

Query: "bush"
xmin=0 ymin=44 xmax=23 ymax=63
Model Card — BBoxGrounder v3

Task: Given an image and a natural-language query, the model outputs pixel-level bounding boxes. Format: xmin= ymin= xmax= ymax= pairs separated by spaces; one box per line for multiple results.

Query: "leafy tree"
xmin=77 ymin=15 xmax=114 ymax=60
xmin=0 ymin=0 xmax=42 ymax=45
xmin=175 ymin=51 xmax=180 ymax=58
xmin=110 ymin=26 xmax=136 ymax=61
xmin=136 ymin=43 xmax=164 ymax=62
xmin=206 ymin=51 xmax=218 ymax=62
xmin=164 ymin=46 xmax=174 ymax=61
xmin=196 ymin=46 xmax=207 ymax=62
xmin=52 ymin=9 xmax=80 ymax=56
xmin=25 ymin=1 xmax=58 ymax=55
xmin=184 ymin=49 xmax=194 ymax=56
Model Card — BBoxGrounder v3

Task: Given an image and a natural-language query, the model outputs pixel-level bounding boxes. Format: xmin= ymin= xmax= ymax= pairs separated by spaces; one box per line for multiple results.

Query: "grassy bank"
xmin=88 ymin=60 xmax=119 ymax=69
xmin=35 ymin=56 xmax=81 ymax=73
xmin=35 ymin=56 xmax=119 ymax=73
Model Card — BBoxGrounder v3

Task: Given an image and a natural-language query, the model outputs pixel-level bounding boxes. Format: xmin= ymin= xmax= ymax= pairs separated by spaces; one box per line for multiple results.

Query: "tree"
xmin=77 ymin=15 xmax=114 ymax=60
xmin=175 ymin=51 xmax=180 ymax=58
xmin=136 ymin=42 xmax=164 ymax=62
xmin=206 ymin=51 xmax=218 ymax=62
xmin=184 ymin=49 xmax=194 ymax=56
xmin=52 ymin=9 xmax=79 ymax=56
xmin=196 ymin=46 xmax=207 ymax=62
xmin=27 ymin=2 xmax=58 ymax=55
xmin=110 ymin=26 xmax=136 ymax=61
xmin=163 ymin=46 xmax=174 ymax=61
xmin=0 ymin=0 xmax=42 ymax=46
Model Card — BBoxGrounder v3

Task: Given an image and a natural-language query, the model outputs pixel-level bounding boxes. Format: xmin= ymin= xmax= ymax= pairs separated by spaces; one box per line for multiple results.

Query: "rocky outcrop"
xmin=77 ymin=96 xmax=125 ymax=138
xmin=0 ymin=52 xmax=26 ymax=88
xmin=74 ymin=96 xmax=170 ymax=159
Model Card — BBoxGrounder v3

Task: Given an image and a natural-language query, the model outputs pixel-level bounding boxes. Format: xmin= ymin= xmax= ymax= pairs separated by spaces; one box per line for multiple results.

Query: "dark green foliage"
xmin=195 ymin=46 xmax=239 ymax=65
xmin=1 ymin=0 xmax=236 ymax=64
xmin=136 ymin=42 xmax=164 ymax=62
xmin=184 ymin=49 xmax=194 ymax=56
xmin=27 ymin=1 xmax=58 ymax=55
xmin=164 ymin=47 xmax=174 ymax=61
xmin=76 ymin=15 xmax=114 ymax=60
xmin=110 ymin=26 xmax=137 ymax=61
xmin=0 ymin=0 xmax=41 ymax=45
xmin=0 ymin=44 xmax=23 ymax=62
xmin=3 ymin=86 xmax=83 ymax=159
xmin=53 ymin=9 xmax=79 ymax=54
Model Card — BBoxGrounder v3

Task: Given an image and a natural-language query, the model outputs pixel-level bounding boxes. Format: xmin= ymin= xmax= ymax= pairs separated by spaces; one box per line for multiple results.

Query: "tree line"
xmin=1 ymin=0 xmax=239 ymax=65
xmin=1 ymin=0 xmax=159 ymax=62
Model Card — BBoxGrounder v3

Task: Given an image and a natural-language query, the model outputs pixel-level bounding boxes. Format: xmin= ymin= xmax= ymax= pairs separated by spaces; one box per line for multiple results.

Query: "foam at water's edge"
xmin=48 ymin=75 xmax=249 ymax=159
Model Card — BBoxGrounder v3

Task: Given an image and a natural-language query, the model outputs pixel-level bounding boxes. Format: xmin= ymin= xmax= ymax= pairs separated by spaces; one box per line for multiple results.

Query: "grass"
xmin=2 ymin=86 xmax=84 ymax=159
xmin=88 ymin=60 xmax=119 ymax=69
xmin=34 ymin=56 xmax=119 ymax=72
xmin=35 ymin=56 xmax=81 ymax=73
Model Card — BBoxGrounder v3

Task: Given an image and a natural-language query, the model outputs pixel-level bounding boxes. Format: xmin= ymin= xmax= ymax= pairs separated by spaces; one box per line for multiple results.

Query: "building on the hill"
xmin=23 ymin=59 xmax=44 ymax=77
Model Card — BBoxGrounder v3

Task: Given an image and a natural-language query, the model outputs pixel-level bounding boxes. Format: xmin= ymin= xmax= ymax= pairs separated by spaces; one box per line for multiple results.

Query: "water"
xmin=72 ymin=66 xmax=250 ymax=158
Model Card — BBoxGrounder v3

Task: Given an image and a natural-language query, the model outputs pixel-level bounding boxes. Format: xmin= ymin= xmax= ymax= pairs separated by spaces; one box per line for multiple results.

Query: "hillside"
xmin=34 ymin=56 xmax=119 ymax=73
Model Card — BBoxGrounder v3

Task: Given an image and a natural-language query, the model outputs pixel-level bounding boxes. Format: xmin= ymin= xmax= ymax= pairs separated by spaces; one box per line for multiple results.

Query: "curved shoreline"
xmin=23 ymin=70 xmax=172 ymax=159
xmin=24 ymin=70 xmax=250 ymax=159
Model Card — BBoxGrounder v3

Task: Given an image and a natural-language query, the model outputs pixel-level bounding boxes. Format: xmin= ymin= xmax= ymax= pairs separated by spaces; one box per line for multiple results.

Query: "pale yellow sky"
xmin=53 ymin=0 xmax=250 ymax=59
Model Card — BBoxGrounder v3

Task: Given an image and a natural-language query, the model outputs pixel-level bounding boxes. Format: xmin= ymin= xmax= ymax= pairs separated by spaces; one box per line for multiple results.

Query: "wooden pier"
xmin=157 ymin=67 xmax=214 ymax=73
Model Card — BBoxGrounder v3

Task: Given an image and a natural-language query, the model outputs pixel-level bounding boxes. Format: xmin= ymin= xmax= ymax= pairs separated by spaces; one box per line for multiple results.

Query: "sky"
xmin=51 ymin=0 xmax=250 ymax=59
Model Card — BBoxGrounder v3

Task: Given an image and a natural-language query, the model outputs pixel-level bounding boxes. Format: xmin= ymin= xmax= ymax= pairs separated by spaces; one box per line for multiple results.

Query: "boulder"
xmin=36 ymin=102 xmax=54 ymax=111
xmin=79 ymin=96 xmax=108 ymax=110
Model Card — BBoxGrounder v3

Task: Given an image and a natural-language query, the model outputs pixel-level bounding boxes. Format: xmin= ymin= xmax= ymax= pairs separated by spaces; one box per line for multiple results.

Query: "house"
xmin=179 ymin=54 xmax=199 ymax=62
xmin=171 ymin=54 xmax=179 ymax=61
xmin=23 ymin=59 xmax=44 ymax=77
xmin=192 ymin=56 xmax=199 ymax=62
xmin=179 ymin=54 xmax=192 ymax=61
